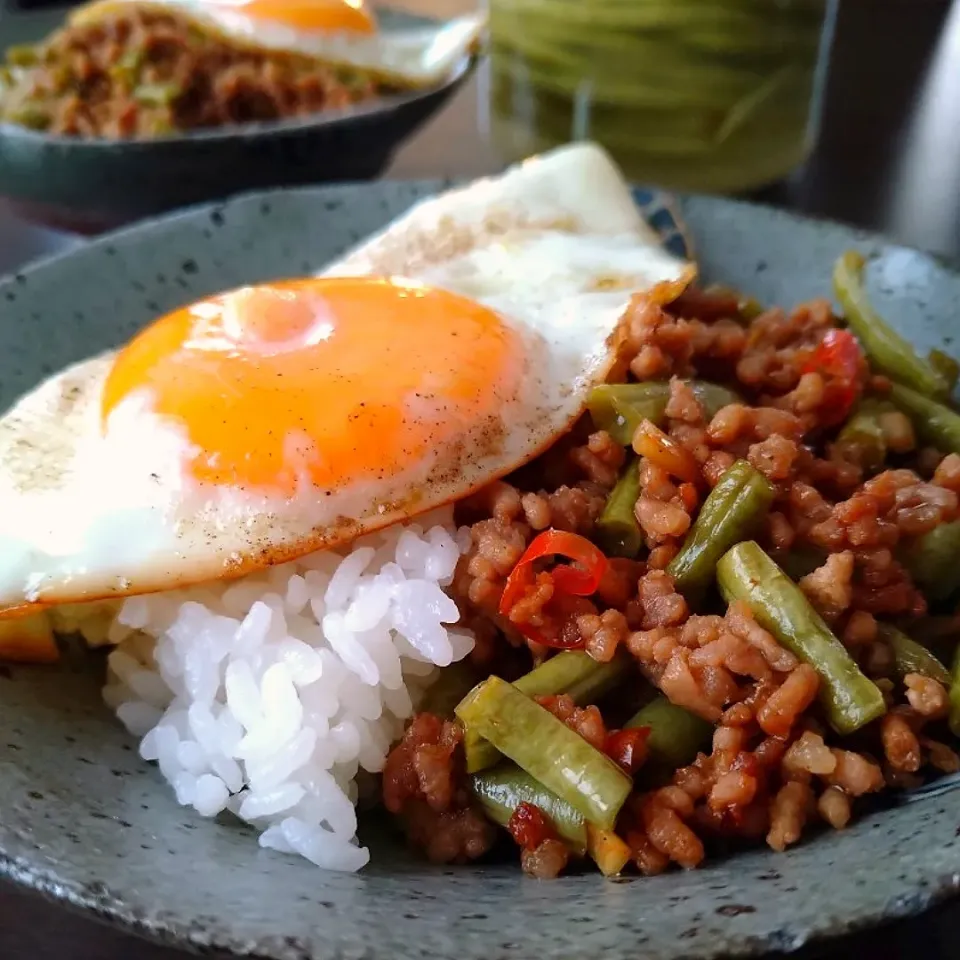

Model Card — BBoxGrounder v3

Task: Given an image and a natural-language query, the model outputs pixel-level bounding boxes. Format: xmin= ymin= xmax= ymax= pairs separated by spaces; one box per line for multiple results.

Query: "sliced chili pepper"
xmin=507 ymin=800 xmax=554 ymax=850
xmin=499 ymin=531 xmax=607 ymax=612
xmin=499 ymin=529 xmax=610 ymax=649
xmin=632 ymin=419 xmax=700 ymax=482
xmin=802 ymin=328 xmax=865 ymax=427
xmin=604 ymin=726 xmax=651 ymax=776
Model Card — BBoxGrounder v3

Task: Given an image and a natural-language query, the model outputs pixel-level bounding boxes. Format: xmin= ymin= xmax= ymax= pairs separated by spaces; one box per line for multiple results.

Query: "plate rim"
xmin=1 ymin=179 xmax=960 ymax=960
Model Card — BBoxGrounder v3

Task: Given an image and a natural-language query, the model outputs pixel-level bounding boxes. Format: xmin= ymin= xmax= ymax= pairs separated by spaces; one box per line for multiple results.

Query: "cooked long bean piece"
xmin=930 ymin=349 xmax=960 ymax=393
xmin=596 ymin=459 xmax=643 ymax=558
xmin=419 ymin=660 xmax=480 ymax=719
xmin=463 ymin=650 xmax=630 ymax=773
xmin=587 ymin=381 xmax=741 ymax=446
xmin=834 ymin=400 xmax=889 ymax=473
xmin=717 ymin=541 xmax=886 ymax=734
xmin=879 ymin=623 xmax=951 ymax=686
xmin=833 ymin=251 xmax=951 ymax=399
xmin=626 ymin=695 xmax=712 ymax=771
xmin=777 ymin=546 xmax=829 ymax=581
xmin=888 ymin=383 xmax=960 ymax=456
xmin=586 ymin=825 xmax=632 ymax=877
xmin=469 ymin=765 xmax=588 ymax=854
xmin=667 ymin=459 xmax=774 ymax=603
xmin=456 ymin=676 xmax=633 ymax=829
xmin=900 ymin=520 xmax=960 ymax=602
xmin=950 ymin=645 xmax=960 ymax=738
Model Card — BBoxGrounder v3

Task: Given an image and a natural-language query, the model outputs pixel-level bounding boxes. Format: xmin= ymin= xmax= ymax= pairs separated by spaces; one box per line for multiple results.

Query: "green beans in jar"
xmin=488 ymin=0 xmax=837 ymax=193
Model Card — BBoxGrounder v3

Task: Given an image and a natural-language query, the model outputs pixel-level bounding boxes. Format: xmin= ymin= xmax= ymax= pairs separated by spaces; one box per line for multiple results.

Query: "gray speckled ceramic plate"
xmin=1 ymin=183 xmax=959 ymax=960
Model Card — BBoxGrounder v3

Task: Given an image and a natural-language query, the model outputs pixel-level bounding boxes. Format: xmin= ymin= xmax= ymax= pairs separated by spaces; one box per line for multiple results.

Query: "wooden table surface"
xmin=3 ymin=0 xmax=960 ymax=957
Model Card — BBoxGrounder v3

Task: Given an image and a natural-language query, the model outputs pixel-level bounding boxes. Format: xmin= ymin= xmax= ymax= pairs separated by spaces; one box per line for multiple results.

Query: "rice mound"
xmin=84 ymin=508 xmax=474 ymax=871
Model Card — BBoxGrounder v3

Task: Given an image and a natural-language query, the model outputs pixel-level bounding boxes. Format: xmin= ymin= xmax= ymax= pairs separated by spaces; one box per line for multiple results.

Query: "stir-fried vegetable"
xmin=632 ymin=419 xmax=699 ymax=482
xmin=456 ymin=676 xmax=633 ymax=829
xmin=717 ymin=541 xmax=886 ymax=735
xmin=625 ymin=695 xmax=712 ymax=772
xmin=834 ymin=399 xmax=891 ymax=473
xmin=586 ymin=825 xmax=632 ymax=877
xmin=500 ymin=530 xmax=608 ymax=650
xmin=777 ymin=545 xmax=829 ymax=581
xmin=469 ymin=764 xmax=588 ymax=854
xmin=667 ymin=459 xmax=775 ymax=604
xmin=929 ymin=349 xmax=960 ymax=393
xmin=587 ymin=381 xmax=741 ymax=446
xmin=900 ymin=520 xmax=960 ymax=603
xmin=879 ymin=623 xmax=951 ymax=686
xmin=950 ymin=645 xmax=960 ymax=738
xmin=833 ymin=251 xmax=951 ymax=399
xmin=888 ymin=383 xmax=960 ymax=456
xmin=800 ymin=328 xmax=865 ymax=426
xmin=132 ymin=82 xmax=182 ymax=106
xmin=498 ymin=529 xmax=608 ymax=648
xmin=464 ymin=649 xmax=631 ymax=773
xmin=595 ymin=458 xmax=643 ymax=558
xmin=418 ymin=660 xmax=480 ymax=719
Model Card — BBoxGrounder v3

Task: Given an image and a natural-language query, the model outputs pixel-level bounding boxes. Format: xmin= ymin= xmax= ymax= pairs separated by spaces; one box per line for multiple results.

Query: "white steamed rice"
xmin=72 ymin=508 xmax=474 ymax=871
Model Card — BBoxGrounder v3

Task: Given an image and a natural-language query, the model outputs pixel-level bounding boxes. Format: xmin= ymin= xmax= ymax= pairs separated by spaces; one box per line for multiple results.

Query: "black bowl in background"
xmin=0 ymin=11 xmax=474 ymax=232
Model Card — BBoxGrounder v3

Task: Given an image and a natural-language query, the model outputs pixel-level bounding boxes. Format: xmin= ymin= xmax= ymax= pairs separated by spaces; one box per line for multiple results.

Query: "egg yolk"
xmin=202 ymin=0 xmax=376 ymax=34
xmin=102 ymin=277 xmax=525 ymax=494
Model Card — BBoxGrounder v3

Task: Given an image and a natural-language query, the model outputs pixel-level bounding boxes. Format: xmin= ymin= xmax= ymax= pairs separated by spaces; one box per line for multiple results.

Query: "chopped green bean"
xmin=6 ymin=105 xmax=49 ymax=130
xmin=596 ymin=459 xmax=643 ymax=558
xmin=899 ymin=615 xmax=960 ymax=644
xmin=879 ymin=623 xmax=951 ymax=686
xmin=586 ymin=825 xmax=631 ymax=876
xmin=738 ymin=296 xmax=765 ymax=321
xmin=132 ymin=82 xmax=181 ymax=106
xmin=587 ymin=386 xmax=667 ymax=445
xmin=626 ymin=695 xmax=712 ymax=771
xmin=469 ymin=764 xmax=588 ymax=854
xmin=777 ymin=546 xmax=829 ymax=582
xmin=5 ymin=45 xmax=39 ymax=67
xmin=888 ymin=383 xmax=960 ymax=455
xmin=950 ymin=645 xmax=960 ymax=738
xmin=900 ymin=520 xmax=960 ymax=602
xmin=833 ymin=251 xmax=950 ymax=399
xmin=930 ymin=349 xmax=960 ymax=394
xmin=110 ymin=48 xmax=145 ymax=86
xmin=717 ymin=541 xmax=886 ymax=734
xmin=463 ymin=650 xmax=631 ymax=773
xmin=834 ymin=399 xmax=890 ymax=474
xmin=418 ymin=661 xmax=480 ymax=719
xmin=456 ymin=676 xmax=633 ymax=829
xmin=667 ymin=459 xmax=774 ymax=604
xmin=587 ymin=381 xmax=741 ymax=446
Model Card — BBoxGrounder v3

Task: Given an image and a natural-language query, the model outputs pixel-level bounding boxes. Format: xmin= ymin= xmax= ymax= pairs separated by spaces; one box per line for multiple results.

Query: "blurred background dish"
xmin=0 ymin=2 xmax=479 ymax=230
xmin=488 ymin=0 xmax=838 ymax=195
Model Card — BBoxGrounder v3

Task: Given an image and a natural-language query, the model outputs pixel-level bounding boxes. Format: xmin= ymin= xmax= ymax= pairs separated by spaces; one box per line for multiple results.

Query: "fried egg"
xmin=68 ymin=0 xmax=485 ymax=88
xmin=0 ymin=142 xmax=692 ymax=618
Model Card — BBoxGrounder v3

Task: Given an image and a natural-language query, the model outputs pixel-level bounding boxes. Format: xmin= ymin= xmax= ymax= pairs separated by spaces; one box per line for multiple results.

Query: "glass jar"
xmin=487 ymin=0 xmax=837 ymax=194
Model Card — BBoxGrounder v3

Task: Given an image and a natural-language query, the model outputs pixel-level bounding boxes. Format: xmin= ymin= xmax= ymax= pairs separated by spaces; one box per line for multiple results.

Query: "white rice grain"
xmin=84 ymin=508 xmax=473 ymax=871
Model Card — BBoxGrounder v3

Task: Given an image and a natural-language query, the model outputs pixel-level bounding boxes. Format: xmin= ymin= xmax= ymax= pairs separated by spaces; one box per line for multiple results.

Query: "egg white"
xmin=0 ymin=143 xmax=692 ymax=616
xmin=68 ymin=0 xmax=485 ymax=88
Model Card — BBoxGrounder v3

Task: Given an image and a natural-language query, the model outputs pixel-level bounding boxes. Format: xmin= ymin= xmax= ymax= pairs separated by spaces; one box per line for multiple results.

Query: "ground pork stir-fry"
xmin=0 ymin=8 xmax=392 ymax=138
xmin=383 ymin=261 xmax=960 ymax=879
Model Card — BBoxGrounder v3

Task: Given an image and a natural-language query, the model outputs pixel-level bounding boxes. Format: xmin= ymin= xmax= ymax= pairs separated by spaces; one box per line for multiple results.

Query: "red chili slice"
xmin=507 ymin=801 xmax=554 ymax=850
xmin=498 ymin=530 xmax=609 ymax=649
xmin=802 ymin=328 xmax=865 ymax=426
xmin=604 ymin=727 xmax=651 ymax=776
